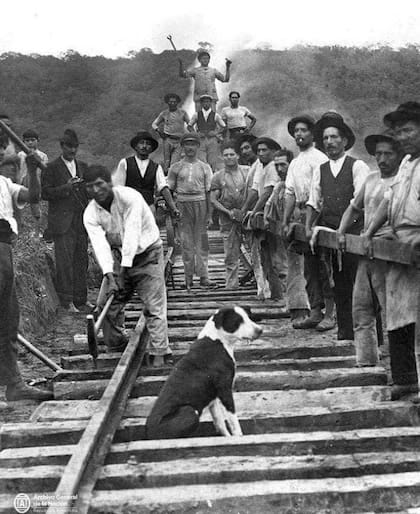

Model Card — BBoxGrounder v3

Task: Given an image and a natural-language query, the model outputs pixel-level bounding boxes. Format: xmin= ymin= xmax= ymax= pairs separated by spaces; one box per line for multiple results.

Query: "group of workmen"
xmin=1 ymin=47 xmax=420 ymax=409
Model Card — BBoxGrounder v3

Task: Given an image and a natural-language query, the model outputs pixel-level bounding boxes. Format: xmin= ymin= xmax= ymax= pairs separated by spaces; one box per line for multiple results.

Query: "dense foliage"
xmin=1 ymin=45 xmax=419 ymax=168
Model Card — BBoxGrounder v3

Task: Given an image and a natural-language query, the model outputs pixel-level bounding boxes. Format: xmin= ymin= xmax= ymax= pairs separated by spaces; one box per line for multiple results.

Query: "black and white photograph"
xmin=1 ymin=0 xmax=420 ymax=512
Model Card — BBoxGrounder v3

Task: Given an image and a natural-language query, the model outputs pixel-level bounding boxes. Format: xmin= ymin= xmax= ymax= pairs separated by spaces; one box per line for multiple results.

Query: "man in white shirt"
xmin=283 ymin=115 xmax=332 ymax=329
xmin=221 ymin=91 xmax=256 ymax=140
xmin=188 ymin=95 xmax=226 ymax=172
xmin=113 ymin=131 xmax=179 ymax=217
xmin=18 ymin=129 xmax=48 ymax=232
xmin=306 ymin=113 xmax=370 ymax=341
xmin=83 ymin=165 xmax=171 ymax=367
xmin=0 ymin=152 xmax=53 ymax=402
xmin=240 ymin=136 xmax=284 ymax=300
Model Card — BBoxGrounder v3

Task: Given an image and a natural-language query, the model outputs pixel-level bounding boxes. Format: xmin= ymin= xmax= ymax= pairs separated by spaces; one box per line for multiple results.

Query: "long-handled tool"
xmin=0 ymin=120 xmax=47 ymax=171
xmin=17 ymin=333 xmax=62 ymax=372
xmin=167 ymin=35 xmax=177 ymax=51
xmin=86 ymin=293 xmax=115 ymax=366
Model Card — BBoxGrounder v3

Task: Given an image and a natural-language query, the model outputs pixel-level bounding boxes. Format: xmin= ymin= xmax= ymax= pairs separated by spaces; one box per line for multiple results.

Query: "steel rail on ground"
xmin=48 ymin=240 xmax=174 ymax=514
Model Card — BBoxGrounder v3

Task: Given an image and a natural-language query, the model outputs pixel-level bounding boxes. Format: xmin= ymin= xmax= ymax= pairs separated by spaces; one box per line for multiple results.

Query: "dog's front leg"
xmin=209 ymin=399 xmax=231 ymax=436
xmin=224 ymin=410 xmax=242 ymax=436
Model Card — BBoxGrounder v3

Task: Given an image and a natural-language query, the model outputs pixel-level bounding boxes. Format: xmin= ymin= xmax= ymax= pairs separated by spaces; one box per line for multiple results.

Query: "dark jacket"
xmin=41 ymin=156 xmax=89 ymax=236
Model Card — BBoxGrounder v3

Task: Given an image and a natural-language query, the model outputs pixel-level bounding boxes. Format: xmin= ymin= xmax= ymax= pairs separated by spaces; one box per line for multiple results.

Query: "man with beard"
xmin=152 ymin=93 xmax=189 ymax=172
xmin=337 ymin=130 xmax=402 ymax=366
xmin=364 ymin=101 xmax=420 ymax=399
xmin=306 ymin=113 xmax=369 ymax=341
xmin=113 ymin=131 xmax=179 ymax=217
xmin=283 ymin=115 xmax=332 ymax=328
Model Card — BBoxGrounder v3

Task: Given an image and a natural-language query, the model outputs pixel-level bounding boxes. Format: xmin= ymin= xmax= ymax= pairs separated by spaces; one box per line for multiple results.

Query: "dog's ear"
xmin=213 ymin=307 xmax=243 ymax=333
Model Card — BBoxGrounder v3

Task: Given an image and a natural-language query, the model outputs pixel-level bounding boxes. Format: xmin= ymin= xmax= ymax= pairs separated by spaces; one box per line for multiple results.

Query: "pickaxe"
xmin=167 ymin=35 xmax=177 ymax=52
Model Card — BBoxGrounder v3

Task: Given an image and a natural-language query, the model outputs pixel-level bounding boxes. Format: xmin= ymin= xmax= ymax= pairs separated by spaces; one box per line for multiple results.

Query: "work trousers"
xmin=162 ymin=137 xmax=182 ymax=172
xmin=352 ymin=258 xmax=387 ymax=366
xmin=260 ymin=234 xmax=287 ymax=300
xmin=389 ymin=323 xmax=418 ymax=385
xmin=332 ymin=252 xmax=359 ymax=340
xmin=198 ymin=136 xmax=221 ymax=172
xmin=178 ymin=200 xmax=209 ymax=282
xmin=0 ymin=243 xmax=21 ymax=386
xmin=221 ymin=223 xmax=242 ymax=289
xmin=287 ymin=249 xmax=310 ymax=311
xmin=304 ymin=251 xmax=334 ymax=311
xmin=250 ymin=231 xmax=270 ymax=299
xmin=53 ymin=223 xmax=88 ymax=306
xmin=103 ymin=244 xmax=170 ymax=356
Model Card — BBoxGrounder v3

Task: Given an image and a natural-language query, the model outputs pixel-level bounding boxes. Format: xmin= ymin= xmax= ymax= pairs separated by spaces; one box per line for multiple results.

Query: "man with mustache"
xmin=337 ymin=130 xmax=402 ymax=366
xmin=306 ymin=113 xmax=369 ymax=341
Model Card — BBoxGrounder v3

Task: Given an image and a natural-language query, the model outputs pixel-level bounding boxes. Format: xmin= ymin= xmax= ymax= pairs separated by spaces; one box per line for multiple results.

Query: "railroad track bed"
xmin=1 ymin=232 xmax=420 ymax=513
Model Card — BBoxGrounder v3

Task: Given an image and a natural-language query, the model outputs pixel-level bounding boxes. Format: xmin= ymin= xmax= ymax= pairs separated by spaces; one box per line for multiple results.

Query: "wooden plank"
xmin=48 ymin=315 xmax=148 ymax=514
xmin=31 ymin=386 xmax=391 ymax=422
xmin=53 ymin=368 xmax=387 ymax=400
xmin=87 ymin=473 xmax=420 ymax=513
xmin=5 ymin=426 xmax=420 ymax=468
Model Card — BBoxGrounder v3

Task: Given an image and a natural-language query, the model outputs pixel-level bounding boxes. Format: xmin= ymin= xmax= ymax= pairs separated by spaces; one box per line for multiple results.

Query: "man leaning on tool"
xmin=364 ymin=101 xmax=420 ymax=399
xmin=151 ymin=93 xmax=189 ymax=172
xmin=83 ymin=164 xmax=172 ymax=367
xmin=306 ymin=113 xmax=369 ymax=341
xmin=0 ymin=151 xmax=53 ymax=403
xmin=41 ymin=129 xmax=92 ymax=313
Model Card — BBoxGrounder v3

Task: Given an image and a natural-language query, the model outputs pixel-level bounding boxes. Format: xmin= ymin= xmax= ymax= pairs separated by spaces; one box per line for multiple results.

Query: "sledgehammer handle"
xmin=17 ymin=333 xmax=62 ymax=372
xmin=0 ymin=120 xmax=47 ymax=171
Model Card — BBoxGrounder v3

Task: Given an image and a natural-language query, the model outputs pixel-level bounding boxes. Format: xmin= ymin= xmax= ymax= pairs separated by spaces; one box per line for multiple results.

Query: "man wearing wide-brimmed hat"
xmin=41 ymin=128 xmax=91 ymax=313
xmin=338 ymin=129 xmax=402 ymax=368
xmin=188 ymin=94 xmax=226 ymax=172
xmin=168 ymin=133 xmax=216 ymax=290
xmin=114 ymin=131 xmax=179 ymax=218
xmin=240 ymin=136 xmax=285 ymax=300
xmin=306 ymin=112 xmax=370 ymax=341
xmin=152 ymin=93 xmax=189 ymax=172
xmin=179 ymin=49 xmax=232 ymax=112
xmin=283 ymin=114 xmax=331 ymax=329
xmin=364 ymin=101 xmax=420 ymax=399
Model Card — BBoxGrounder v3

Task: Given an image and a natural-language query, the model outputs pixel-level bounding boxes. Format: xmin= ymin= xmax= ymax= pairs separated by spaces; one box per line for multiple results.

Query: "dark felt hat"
xmin=60 ymin=129 xmax=79 ymax=146
xmin=252 ymin=136 xmax=282 ymax=153
xmin=364 ymin=129 xmax=400 ymax=156
xmin=130 ymin=131 xmax=159 ymax=151
xmin=22 ymin=129 xmax=39 ymax=140
xmin=287 ymin=115 xmax=316 ymax=137
xmin=383 ymin=101 xmax=420 ymax=128
xmin=314 ymin=112 xmax=355 ymax=150
xmin=164 ymin=93 xmax=181 ymax=104
xmin=180 ymin=132 xmax=201 ymax=146
xmin=197 ymin=49 xmax=210 ymax=60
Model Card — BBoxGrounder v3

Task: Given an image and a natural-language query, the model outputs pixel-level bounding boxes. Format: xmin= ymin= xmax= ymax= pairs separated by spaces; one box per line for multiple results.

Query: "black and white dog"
xmin=146 ymin=306 xmax=263 ymax=439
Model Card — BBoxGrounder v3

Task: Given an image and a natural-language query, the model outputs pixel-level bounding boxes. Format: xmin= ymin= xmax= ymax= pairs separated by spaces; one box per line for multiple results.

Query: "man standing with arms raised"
xmin=306 ymin=113 xmax=369 ymax=341
xmin=168 ymin=133 xmax=216 ymax=290
xmin=152 ymin=93 xmax=189 ymax=172
xmin=283 ymin=115 xmax=331 ymax=328
xmin=179 ymin=49 xmax=232 ymax=112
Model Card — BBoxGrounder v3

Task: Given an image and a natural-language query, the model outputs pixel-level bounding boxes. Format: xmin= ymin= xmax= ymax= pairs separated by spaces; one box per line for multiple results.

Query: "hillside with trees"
xmin=1 ymin=45 xmax=420 ymax=168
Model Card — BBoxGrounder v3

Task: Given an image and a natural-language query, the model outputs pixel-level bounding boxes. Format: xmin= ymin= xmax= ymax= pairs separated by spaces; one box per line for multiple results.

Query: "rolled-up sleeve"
xmin=83 ymin=205 xmax=114 ymax=275
xmin=285 ymin=164 xmax=296 ymax=196
xmin=155 ymin=165 xmax=168 ymax=193
xmin=204 ymin=164 xmax=213 ymax=191
xmin=353 ymin=160 xmax=370 ymax=198
xmin=307 ymin=165 xmax=322 ymax=211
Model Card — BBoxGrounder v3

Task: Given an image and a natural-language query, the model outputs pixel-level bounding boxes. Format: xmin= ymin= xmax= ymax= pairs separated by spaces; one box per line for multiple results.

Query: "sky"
xmin=1 ymin=0 xmax=420 ymax=58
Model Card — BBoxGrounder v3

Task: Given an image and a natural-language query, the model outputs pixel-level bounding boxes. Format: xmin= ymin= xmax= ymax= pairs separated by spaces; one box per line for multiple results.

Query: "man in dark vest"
xmin=188 ymin=94 xmax=226 ymax=172
xmin=114 ymin=131 xmax=179 ymax=217
xmin=42 ymin=129 xmax=91 ymax=313
xmin=305 ymin=113 xmax=369 ymax=341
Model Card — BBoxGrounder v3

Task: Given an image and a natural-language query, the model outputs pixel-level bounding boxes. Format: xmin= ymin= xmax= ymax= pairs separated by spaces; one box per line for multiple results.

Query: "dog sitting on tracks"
xmin=145 ymin=306 xmax=263 ymax=439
